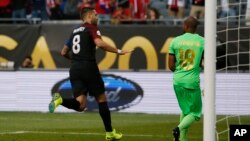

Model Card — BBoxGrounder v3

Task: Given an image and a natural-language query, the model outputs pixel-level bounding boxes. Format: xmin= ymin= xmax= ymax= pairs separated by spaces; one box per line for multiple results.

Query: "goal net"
xmin=216 ymin=0 xmax=250 ymax=140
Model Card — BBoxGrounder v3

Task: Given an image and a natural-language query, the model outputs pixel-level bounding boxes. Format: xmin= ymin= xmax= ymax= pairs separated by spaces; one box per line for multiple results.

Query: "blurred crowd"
xmin=0 ymin=0 xmax=248 ymax=24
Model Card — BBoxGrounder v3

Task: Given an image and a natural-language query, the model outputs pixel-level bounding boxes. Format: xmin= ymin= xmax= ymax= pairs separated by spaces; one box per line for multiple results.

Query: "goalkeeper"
xmin=168 ymin=16 xmax=204 ymax=141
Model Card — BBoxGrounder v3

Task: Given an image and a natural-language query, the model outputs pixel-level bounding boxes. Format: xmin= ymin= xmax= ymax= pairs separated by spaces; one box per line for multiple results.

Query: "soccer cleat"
xmin=172 ymin=127 xmax=180 ymax=141
xmin=49 ymin=93 xmax=63 ymax=113
xmin=105 ymin=129 xmax=122 ymax=141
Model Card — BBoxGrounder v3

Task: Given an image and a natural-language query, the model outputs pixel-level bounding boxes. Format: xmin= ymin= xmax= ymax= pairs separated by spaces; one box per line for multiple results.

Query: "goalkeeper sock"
xmin=178 ymin=114 xmax=195 ymax=131
xmin=61 ymin=99 xmax=80 ymax=111
xmin=98 ymin=102 xmax=112 ymax=132
xmin=180 ymin=128 xmax=187 ymax=141
xmin=178 ymin=113 xmax=188 ymax=141
xmin=178 ymin=114 xmax=195 ymax=141
xmin=180 ymin=113 xmax=185 ymax=123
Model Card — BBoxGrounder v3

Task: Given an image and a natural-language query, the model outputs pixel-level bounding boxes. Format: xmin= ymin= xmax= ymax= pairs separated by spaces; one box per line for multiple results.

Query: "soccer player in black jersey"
xmin=49 ymin=7 xmax=132 ymax=141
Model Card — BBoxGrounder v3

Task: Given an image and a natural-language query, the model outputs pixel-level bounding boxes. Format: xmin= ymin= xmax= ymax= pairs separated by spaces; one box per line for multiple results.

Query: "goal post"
xmin=204 ymin=0 xmax=217 ymax=141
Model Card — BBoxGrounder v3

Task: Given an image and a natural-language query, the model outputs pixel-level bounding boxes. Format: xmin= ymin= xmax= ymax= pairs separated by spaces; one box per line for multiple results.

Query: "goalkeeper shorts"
xmin=173 ymin=85 xmax=202 ymax=120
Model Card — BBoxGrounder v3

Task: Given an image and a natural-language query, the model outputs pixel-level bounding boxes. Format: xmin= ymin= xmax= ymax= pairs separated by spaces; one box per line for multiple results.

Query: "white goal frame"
xmin=204 ymin=0 xmax=217 ymax=141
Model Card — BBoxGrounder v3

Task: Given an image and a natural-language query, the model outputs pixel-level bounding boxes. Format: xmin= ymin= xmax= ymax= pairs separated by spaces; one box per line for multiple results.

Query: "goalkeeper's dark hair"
xmin=184 ymin=16 xmax=199 ymax=31
xmin=80 ymin=7 xmax=94 ymax=20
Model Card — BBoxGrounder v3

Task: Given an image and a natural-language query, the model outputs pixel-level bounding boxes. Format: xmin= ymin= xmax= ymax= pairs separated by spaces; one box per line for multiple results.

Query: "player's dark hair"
xmin=80 ymin=7 xmax=94 ymax=20
xmin=184 ymin=16 xmax=199 ymax=31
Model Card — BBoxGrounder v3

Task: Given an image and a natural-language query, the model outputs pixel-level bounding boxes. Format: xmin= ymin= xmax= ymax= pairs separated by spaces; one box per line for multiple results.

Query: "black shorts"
xmin=69 ymin=61 xmax=105 ymax=98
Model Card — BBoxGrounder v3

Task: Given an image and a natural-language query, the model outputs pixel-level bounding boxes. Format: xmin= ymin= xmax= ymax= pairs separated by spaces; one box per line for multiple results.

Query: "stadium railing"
xmin=0 ymin=17 xmax=248 ymax=26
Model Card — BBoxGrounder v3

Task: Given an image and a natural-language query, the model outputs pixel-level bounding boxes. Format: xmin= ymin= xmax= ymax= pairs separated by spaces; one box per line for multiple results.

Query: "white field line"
xmin=0 ymin=131 xmax=166 ymax=138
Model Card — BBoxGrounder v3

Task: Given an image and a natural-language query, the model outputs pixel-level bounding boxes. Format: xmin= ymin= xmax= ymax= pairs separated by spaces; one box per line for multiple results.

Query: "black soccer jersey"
xmin=65 ymin=23 xmax=105 ymax=96
xmin=65 ymin=23 xmax=101 ymax=62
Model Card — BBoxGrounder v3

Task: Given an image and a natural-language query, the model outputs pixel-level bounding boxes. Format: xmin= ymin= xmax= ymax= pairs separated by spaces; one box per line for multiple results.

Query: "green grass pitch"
xmin=0 ymin=112 xmax=249 ymax=141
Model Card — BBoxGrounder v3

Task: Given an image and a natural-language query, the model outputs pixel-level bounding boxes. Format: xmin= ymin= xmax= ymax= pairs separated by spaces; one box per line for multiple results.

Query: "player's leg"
xmin=179 ymin=113 xmax=187 ymax=141
xmin=61 ymin=94 xmax=87 ymax=111
xmin=178 ymin=114 xmax=195 ymax=141
xmin=49 ymin=71 xmax=87 ymax=113
xmin=179 ymin=113 xmax=185 ymax=126
xmin=49 ymin=91 xmax=87 ymax=112
xmin=174 ymin=86 xmax=202 ymax=141
xmin=60 ymin=78 xmax=88 ymax=112
xmin=180 ymin=129 xmax=188 ymax=141
xmin=48 ymin=93 xmax=63 ymax=113
xmin=172 ymin=85 xmax=184 ymax=141
xmin=95 ymin=93 xmax=122 ymax=141
xmin=173 ymin=85 xmax=193 ymax=141
xmin=88 ymin=71 xmax=122 ymax=140
xmin=178 ymin=113 xmax=189 ymax=141
xmin=95 ymin=93 xmax=112 ymax=132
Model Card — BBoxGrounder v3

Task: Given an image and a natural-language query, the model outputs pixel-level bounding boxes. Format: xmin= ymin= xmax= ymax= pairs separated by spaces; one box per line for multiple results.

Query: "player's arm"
xmin=61 ymin=45 xmax=71 ymax=59
xmin=94 ymin=38 xmax=132 ymax=55
xmin=90 ymin=26 xmax=132 ymax=55
xmin=168 ymin=54 xmax=176 ymax=72
xmin=61 ymin=35 xmax=73 ymax=59
xmin=200 ymin=59 xmax=204 ymax=69
xmin=200 ymin=51 xmax=204 ymax=69
xmin=168 ymin=39 xmax=176 ymax=72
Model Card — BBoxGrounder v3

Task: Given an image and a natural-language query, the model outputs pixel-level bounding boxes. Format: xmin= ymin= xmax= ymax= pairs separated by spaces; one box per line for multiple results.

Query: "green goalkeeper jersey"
xmin=169 ymin=33 xmax=204 ymax=89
